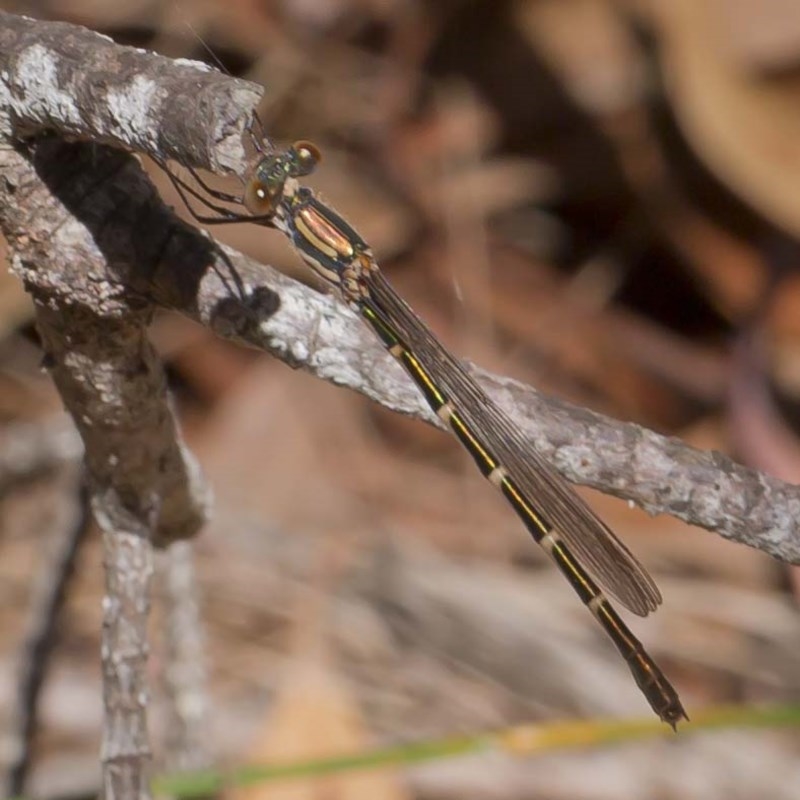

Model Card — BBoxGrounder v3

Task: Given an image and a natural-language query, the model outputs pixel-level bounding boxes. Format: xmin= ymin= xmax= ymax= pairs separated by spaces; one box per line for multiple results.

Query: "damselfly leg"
xmin=156 ymin=157 xmax=260 ymax=225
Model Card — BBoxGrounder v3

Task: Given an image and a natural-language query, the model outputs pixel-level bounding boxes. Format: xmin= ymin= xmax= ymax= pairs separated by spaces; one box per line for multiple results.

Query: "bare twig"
xmin=7 ymin=138 xmax=212 ymax=548
xmin=0 ymin=23 xmax=221 ymax=786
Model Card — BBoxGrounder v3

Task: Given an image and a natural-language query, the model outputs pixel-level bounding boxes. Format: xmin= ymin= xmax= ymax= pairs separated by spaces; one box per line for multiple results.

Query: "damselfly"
xmin=162 ymin=125 xmax=687 ymax=728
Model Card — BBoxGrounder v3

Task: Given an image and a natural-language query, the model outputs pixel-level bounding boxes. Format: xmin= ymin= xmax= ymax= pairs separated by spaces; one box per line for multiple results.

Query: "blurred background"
xmin=1 ymin=0 xmax=800 ymax=798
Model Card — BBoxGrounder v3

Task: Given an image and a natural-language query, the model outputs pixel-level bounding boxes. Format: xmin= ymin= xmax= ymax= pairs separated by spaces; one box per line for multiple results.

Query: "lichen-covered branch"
xmin=0 ymin=41 xmax=216 ymax=788
xmin=207 ymin=243 xmax=800 ymax=564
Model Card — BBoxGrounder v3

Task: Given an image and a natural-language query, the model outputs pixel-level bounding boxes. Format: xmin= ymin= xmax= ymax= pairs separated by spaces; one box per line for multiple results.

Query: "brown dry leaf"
xmin=226 ymin=657 xmax=410 ymax=800
xmin=644 ymin=0 xmax=800 ymax=235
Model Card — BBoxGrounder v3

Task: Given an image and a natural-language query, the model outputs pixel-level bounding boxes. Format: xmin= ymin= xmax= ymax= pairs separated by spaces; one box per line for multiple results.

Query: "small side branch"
xmin=0 ymin=416 xmax=82 ymax=491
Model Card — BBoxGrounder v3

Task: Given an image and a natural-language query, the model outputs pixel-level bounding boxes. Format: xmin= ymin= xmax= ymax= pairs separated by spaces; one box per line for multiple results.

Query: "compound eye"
xmin=290 ymin=140 xmax=321 ymax=177
xmin=243 ymin=179 xmax=278 ymax=216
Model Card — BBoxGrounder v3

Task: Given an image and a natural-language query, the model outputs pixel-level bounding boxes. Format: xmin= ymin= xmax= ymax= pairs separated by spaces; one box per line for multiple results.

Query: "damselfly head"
xmin=243 ymin=141 xmax=321 ymax=216
xmin=243 ymin=152 xmax=291 ymax=216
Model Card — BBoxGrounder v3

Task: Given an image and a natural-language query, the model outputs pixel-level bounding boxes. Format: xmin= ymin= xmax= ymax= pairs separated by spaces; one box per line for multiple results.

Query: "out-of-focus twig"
xmin=4 ymin=476 xmax=91 ymax=798
xmin=157 ymin=542 xmax=211 ymax=773
xmin=99 ymin=527 xmax=155 ymax=799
